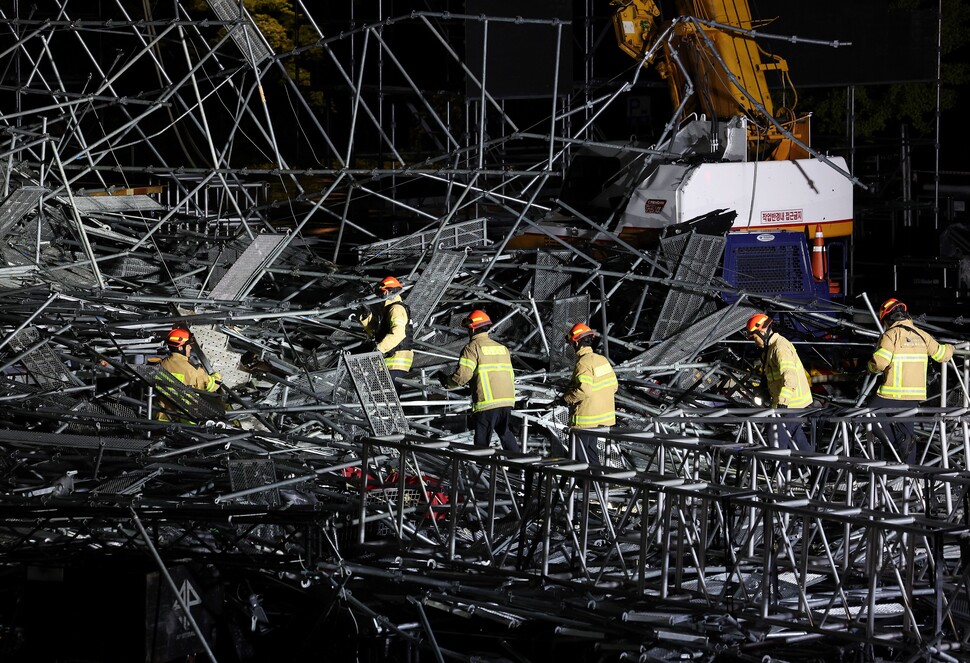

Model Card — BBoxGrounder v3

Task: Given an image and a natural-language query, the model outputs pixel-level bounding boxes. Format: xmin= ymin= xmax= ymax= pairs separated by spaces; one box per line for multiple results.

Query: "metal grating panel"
xmin=0 ymin=379 xmax=78 ymax=412
xmin=263 ymin=370 xmax=331 ymax=407
xmin=228 ymin=459 xmax=280 ymax=506
xmin=66 ymin=401 xmax=139 ymax=434
xmin=205 ymin=236 xmax=248 ymax=288
xmin=330 ymin=364 xmax=369 ymax=441
xmin=406 ymin=251 xmax=466 ymax=332
xmin=8 ymin=326 xmax=84 ymax=388
xmin=189 ymin=325 xmax=248 ymax=389
xmin=79 ymin=222 xmax=139 ymax=246
xmin=343 ymin=352 xmax=409 ymax=436
xmin=72 ymin=195 xmax=163 ymax=212
xmin=205 ymin=0 xmax=274 ymax=65
xmin=92 ymin=469 xmax=163 ymax=495
xmin=660 ymin=233 xmax=688 ymax=270
xmin=207 ymin=233 xmax=288 ymax=301
xmin=532 ymin=250 xmax=572 ymax=301
xmin=625 ymin=305 xmax=758 ymax=369
xmin=262 ymin=376 xmax=307 ymax=408
xmin=730 ymin=244 xmax=809 ymax=296
xmin=356 ymin=218 xmax=488 ymax=259
xmin=548 ymin=294 xmax=589 ymax=372
xmin=0 ymin=186 xmax=46 ymax=239
xmin=651 ymin=233 xmax=724 ymax=341
xmin=671 ymin=365 xmax=721 ymax=391
xmin=814 ymin=603 xmax=906 ymax=619
xmin=0 ymin=259 xmax=39 ymax=286
xmin=227 ymin=459 xmax=281 ymax=542
xmin=112 ymin=255 xmax=160 ymax=280
xmin=137 ymin=364 xmax=227 ymax=422
xmin=49 ymin=265 xmax=99 ymax=289
xmin=0 ymin=428 xmax=152 ymax=451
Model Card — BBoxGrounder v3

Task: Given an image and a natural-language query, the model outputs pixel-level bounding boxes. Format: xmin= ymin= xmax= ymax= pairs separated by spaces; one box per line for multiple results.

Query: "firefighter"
xmin=157 ymin=327 xmax=222 ymax=422
xmin=561 ymin=323 xmax=618 ymax=466
xmin=744 ymin=313 xmax=813 ymax=451
xmin=440 ymin=309 xmax=520 ymax=452
xmin=359 ymin=276 xmax=414 ymax=392
xmin=867 ymin=298 xmax=953 ymax=463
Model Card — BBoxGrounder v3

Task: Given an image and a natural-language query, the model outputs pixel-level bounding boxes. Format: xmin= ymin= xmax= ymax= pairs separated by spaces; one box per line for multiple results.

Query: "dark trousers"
xmin=572 ymin=429 xmax=602 ymax=466
xmin=473 ymin=407 xmax=520 ymax=452
xmin=771 ymin=420 xmax=812 ymax=452
xmin=869 ymin=394 xmax=917 ymax=463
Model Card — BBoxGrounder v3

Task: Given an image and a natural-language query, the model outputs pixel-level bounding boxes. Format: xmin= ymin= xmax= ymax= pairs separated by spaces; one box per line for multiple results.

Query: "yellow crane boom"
xmin=612 ymin=0 xmax=809 ymax=160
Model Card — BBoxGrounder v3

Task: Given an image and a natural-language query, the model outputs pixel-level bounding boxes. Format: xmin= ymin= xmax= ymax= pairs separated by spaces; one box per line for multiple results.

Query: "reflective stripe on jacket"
xmin=361 ymin=296 xmax=414 ymax=372
xmin=763 ymin=333 xmax=812 ymax=408
xmin=868 ymin=320 xmax=953 ymax=400
xmin=159 ymin=352 xmax=219 ymax=392
xmin=157 ymin=352 xmax=219 ymax=421
xmin=447 ymin=332 xmax=515 ymax=412
xmin=563 ymin=346 xmax=618 ymax=428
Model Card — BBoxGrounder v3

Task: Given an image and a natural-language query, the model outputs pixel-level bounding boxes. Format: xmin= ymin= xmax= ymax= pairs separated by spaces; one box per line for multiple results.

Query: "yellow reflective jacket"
xmin=157 ymin=352 xmax=220 ymax=421
xmin=447 ymin=332 xmax=515 ymax=412
xmin=763 ymin=333 xmax=812 ymax=408
xmin=868 ymin=319 xmax=953 ymax=401
xmin=159 ymin=352 xmax=219 ymax=392
xmin=563 ymin=346 xmax=618 ymax=428
xmin=361 ymin=296 xmax=414 ymax=372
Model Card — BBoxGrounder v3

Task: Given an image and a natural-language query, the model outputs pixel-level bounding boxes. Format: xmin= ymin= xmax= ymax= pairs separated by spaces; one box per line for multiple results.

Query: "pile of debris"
xmin=2 ymin=182 xmax=969 ymax=661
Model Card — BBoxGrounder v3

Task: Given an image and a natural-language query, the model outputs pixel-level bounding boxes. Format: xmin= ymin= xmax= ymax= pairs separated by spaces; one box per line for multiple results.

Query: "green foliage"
xmin=190 ymin=0 xmax=327 ymax=110
xmin=803 ymin=0 xmax=970 ymax=142
xmin=247 ymin=0 xmax=297 ymax=53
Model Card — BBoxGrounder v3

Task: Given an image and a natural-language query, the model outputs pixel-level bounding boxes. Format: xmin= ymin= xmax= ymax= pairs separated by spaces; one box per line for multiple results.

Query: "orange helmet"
xmin=567 ymin=323 xmax=595 ymax=343
xmin=377 ymin=276 xmax=403 ymax=293
xmin=879 ymin=298 xmax=907 ymax=322
xmin=166 ymin=327 xmax=192 ymax=350
xmin=464 ymin=309 xmax=492 ymax=330
xmin=744 ymin=313 xmax=773 ymax=340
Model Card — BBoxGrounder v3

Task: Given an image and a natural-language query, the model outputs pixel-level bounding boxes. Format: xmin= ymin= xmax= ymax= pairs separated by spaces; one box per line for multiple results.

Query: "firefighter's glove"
xmin=776 ymin=403 xmax=787 ymax=409
xmin=437 ymin=374 xmax=451 ymax=388
xmin=211 ymin=372 xmax=223 ymax=385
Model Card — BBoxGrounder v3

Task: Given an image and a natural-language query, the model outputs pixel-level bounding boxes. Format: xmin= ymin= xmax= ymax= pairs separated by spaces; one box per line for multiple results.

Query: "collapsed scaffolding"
xmin=2 ymin=2 xmax=970 ymax=661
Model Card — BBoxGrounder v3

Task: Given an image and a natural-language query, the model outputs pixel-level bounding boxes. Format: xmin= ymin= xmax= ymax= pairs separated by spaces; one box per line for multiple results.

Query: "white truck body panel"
xmin=617 ymin=156 xmax=853 ymax=234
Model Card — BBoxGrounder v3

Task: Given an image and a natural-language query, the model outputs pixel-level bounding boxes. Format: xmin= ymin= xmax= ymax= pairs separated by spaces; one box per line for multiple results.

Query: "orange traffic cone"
xmin=811 ymin=224 xmax=826 ymax=281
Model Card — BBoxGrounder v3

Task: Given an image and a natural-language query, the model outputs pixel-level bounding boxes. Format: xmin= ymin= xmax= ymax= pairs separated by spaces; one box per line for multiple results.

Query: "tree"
xmin=188 ymin=0 xmax=328 ymax=110
xmin=805 ymin=0 xmax=970 ymax=144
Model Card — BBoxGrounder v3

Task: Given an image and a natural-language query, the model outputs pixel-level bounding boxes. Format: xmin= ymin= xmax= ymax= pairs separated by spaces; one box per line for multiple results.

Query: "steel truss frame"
xmin=1 ymin=2 xmax=969 ymax=661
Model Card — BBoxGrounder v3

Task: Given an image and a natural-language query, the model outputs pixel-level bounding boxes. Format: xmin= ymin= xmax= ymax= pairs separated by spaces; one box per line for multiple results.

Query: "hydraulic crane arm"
xmin=612 ymin=0 xmax=808 ymax=160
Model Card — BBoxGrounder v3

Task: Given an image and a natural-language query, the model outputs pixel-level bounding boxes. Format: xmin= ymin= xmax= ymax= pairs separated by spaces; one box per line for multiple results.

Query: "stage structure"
xmin=1 ymin=2 xmax=969 ymax=661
